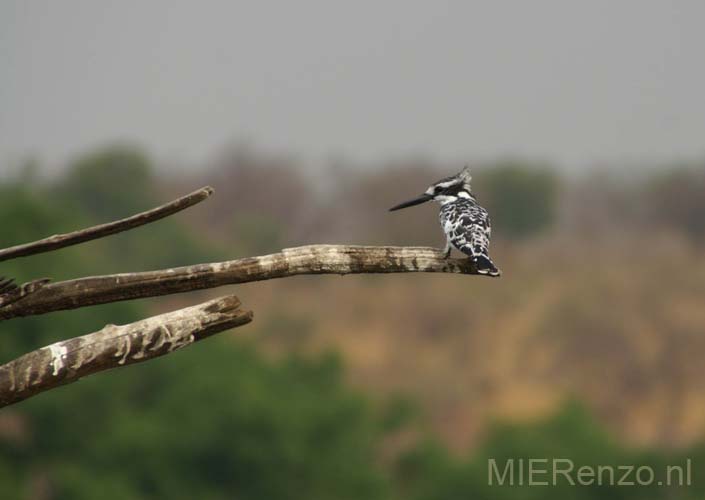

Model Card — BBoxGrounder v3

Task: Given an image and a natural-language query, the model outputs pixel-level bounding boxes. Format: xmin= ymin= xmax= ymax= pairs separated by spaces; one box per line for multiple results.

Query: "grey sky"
xmin=1 ymin=1 xmax=704 ymax=172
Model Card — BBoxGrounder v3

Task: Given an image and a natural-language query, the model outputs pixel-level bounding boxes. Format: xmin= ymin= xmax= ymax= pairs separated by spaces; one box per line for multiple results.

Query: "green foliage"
xmin=1 ymin=165 xmax=387 ymax=500
xmin=476 ymin=162 xmax=559 ymax=239
xmin=2 ymin=150 xmax=704 ymax=500
xmin=395 ymin=402 xmax=704 ymax=500
xmin=50 ymin=145 xmax=222 ymax=270
xmin=0 ymin=183 xmax=87 ymax=255
xmin=57 ymin=145 xmax=155 ymax=221
xmin=5 ymin=341 xmax=388 ymax=500
xmin=231 ymin=213 xmax=285 ymax=256
xmin=0 ymin=183 xmax=142 ymax=359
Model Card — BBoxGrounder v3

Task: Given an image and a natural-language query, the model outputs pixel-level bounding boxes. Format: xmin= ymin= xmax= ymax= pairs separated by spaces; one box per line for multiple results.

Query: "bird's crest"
xmin=458 ymin=165 xmax=472 ymax=185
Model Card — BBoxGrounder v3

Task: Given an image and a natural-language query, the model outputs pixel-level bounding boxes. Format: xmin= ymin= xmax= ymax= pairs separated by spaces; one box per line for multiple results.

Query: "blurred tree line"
xmin=1 ymin=146 xmax=704 ymax=499
xmin=172 ymin=145 xmax=705 ymax=250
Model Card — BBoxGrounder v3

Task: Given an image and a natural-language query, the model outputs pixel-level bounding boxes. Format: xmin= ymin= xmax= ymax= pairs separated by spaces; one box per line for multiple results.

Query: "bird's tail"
xmin=474 ymin=256 xmax=501 ymax=277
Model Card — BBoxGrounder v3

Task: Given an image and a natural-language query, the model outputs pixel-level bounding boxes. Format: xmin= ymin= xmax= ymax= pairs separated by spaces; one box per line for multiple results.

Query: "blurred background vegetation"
xmin=1 ymin=146 xmax=704 ymax=498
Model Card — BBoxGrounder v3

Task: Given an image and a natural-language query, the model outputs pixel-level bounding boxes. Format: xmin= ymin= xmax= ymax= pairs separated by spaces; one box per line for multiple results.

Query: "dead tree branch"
xmin=0 ymin=295 xmax=252 ymax=408
xmin=1 ymin=245 xmax=496 ymax=320
xmin=0 ymin=276 xmax=18 ymax=295
xmin=0 ymin=278 xmax=51 ymax=308
xmin=0 ymin=186 xmax=213 ymax=262
xmin=0 ymin=185 xmax=499 ymax=407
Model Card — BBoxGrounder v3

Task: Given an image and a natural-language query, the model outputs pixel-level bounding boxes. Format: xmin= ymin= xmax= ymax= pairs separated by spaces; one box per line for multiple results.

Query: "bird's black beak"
xmin=388 ymin=193 xmax=433 ymax=212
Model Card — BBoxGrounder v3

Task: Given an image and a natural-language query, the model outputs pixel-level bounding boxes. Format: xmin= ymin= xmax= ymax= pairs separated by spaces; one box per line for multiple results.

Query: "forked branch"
xmin=0 ymin=276 xmax=18 ymax=295
xmin=0 ymin=295 xmax=252 ymax=408
xmin=1 ymin=245 xmax=497 ymax=320
xmin=0 ymin=278 xmax=51 ymax=308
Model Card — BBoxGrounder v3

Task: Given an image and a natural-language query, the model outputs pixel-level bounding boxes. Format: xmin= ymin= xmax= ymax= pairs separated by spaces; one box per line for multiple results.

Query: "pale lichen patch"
xmin=114 ymin=333 xmax=132 ymax=365
xmin=48 ymin=342 xmax=68 ymax=376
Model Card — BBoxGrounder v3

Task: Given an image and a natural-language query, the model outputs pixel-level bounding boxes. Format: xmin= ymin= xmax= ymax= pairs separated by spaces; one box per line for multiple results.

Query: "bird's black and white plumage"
xmin=389 ymin=166 xmax=500 ymax=276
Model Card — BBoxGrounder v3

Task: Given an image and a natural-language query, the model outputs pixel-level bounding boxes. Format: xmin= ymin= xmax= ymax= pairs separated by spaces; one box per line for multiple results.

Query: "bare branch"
xmin=0 ymin=186 xmax=213 ymax=262
xmin=0 ymin=295 xmax=252 ymax=408
xmin=1 ymin=245 xmax=497 ymax=320
xmin=0 ymin=276 xmax=18 ymax=295
xmin=0 ymin=278 xmax=51 ymax=308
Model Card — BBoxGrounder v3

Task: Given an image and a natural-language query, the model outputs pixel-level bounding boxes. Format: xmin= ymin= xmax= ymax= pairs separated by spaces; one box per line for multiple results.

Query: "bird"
xmin=389 ymin=166 xmax=500 ymax=276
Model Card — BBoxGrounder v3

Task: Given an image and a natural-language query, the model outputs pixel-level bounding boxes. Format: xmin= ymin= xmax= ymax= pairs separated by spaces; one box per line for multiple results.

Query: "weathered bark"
xmin=0 ymin=187 xmax=213 ymax=262
xmin=0 ymin=278 xmax=51 ymax=308
xmin=1 ymin=245 xmax=497 ymax=320
xmin=0 ymin=184 xmax=501 ymax=406
xmin=0 ymin=295 xmax=252 ymax=408
xmin=0 ymin=276 xmax=18 ymax=294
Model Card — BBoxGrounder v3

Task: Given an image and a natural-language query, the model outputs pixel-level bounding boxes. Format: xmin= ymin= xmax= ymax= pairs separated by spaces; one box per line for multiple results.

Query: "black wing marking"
xmin=440 ymin=200 xmax=499 ymax=275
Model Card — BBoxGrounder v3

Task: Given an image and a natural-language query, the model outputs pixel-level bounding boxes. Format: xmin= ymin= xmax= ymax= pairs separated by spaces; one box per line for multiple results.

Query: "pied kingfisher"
xmin=389 ymin=166 xmax=500 ymax=276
